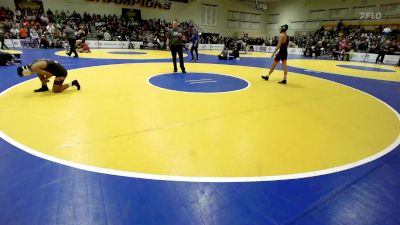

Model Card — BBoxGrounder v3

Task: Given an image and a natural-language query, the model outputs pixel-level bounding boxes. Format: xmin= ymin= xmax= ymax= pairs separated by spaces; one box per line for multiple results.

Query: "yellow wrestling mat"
xmin=0 ymin=50 xmax=22 ymax=54
xmin=0 ymin=63 xmax=399 ymax=179
xmin=55 ymin=49 xmax=187 ymax=59
xmin=200 ymin=50 xmax=272 ymax=58
xmin=289 ymin=60 xmax=400 ymax=82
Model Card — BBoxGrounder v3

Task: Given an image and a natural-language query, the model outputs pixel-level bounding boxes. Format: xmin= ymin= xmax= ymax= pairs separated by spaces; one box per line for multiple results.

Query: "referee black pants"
xmin=170 ymin=45 xmax=185 ymax=72
xmin=67 ymin=38 xmax=78 ymax=57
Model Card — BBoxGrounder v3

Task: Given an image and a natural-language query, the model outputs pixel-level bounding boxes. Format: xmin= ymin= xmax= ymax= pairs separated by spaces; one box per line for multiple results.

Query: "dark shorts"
xmin=274 ymin=49 xmax=288 ymax=61
xmin=51 ymin=63 xmax=68 ymax=78
xmin=52 ymin=64 xmax=68 ymax=85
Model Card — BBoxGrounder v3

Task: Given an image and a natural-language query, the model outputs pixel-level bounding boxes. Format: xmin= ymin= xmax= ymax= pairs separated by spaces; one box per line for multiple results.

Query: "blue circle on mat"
xmin=149 ymin=73 xmax=249 ymax=93
xmin=336 ymin=64 xmax=395 ymax=72
xmin=108 ymin=51 xmax=146 ymax=55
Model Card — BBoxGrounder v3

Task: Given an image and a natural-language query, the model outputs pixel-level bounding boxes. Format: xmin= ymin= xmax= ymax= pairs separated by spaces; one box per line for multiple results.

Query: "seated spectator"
xmin=103 ymin=30 xmax=111 ymax=41
xmin=76 ymin=25 xmax=86 ymax=40
xmin=10 ymin=25 xmax=19 ymax=39
xmin=389 ymin=39 xmax=397 ymax=54
xmin=332 ymin=44 xmax=341 ymax=60
xmin=40 ymin=14 xmax=49 ymax=25
xmin=303 ymin=44 xmax=313 ymax=57
xmin=218 ymin=47 xmax=239 ymax=60
xmin=39 ymin=35 xmax=50 ymax=48
xmin=0 ymin=7 xmax=7 ymax=21
xmin=19 ymin=26 xmax=28 ymax=39
xmin=358 ymin=38 xmax=369 ymax=52
xmin=218 ymin=48 xmax=229 ymax=60
xmin=314 ymin=42 xmax=322 ymax=58
xmin=369 ymin=41 xmax=377 ymax=53
xmin=54 ymin=39 xmax=64 ymax=48
xmin=30 ymin=28 xmax=39 ymax=43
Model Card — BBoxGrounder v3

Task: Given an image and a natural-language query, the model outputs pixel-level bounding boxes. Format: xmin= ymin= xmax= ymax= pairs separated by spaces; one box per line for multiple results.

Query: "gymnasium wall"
xmin=265 ymin=0 xmax=400 ymax=37
xmin=0 ymin=0 xmax=14 ymax=10
xmin=0 ymin=0 xmax=269 ymax=37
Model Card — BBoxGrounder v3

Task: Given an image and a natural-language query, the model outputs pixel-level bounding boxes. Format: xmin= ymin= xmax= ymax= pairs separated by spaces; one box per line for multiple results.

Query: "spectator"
xmin=388 ymin=39 xmax=397 ymax=54
xmin=103 ymin=30 xmax=111 ymax=41
xmin=382 ymin=26 xmax=391 ymax=39
xmin=39 ymin=35 xmax=50 ymax=48
xmin=15 ymin=9 xmax=21 ymax=20
xmin=76 ymin=24 xmax=86 ymax=40
xmin=46 ymin=9 xmax=53 ymax=17
xmin=30 ymin=27 xmax=39 ymax=39
xmin=19 ymin=26 xmax=28 ymax=39
xmin=0 ymin=28 xmax=9 ymax=49
xmin=40 ymin=14 xmax=49 ymax=25
xmin=10 ymin=25 xmax=19 ymax=39
xmin=0 ymin=7 xmax=7 ymax=21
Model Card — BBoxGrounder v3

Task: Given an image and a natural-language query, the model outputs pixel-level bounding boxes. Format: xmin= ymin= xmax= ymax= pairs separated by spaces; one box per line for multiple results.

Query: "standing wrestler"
xmin=262 ymin=24 xmax=289 ymax=84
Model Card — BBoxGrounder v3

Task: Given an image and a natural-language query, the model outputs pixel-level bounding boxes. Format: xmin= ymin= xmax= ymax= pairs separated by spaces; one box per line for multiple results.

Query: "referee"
xmin=64 ymin=22 xmax=79 ymax=58
xmin=166 ymin=19 xmax=186 ymax=73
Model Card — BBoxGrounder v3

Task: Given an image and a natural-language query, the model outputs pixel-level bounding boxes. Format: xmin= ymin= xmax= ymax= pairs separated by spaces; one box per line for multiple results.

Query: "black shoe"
xmin=261 ymin=75 xmax=269 ymax=81
xmin=72 ymin=80 xmax=80 ymax=90
xmin=182 ymin=70 xmax=186 ymax=74
xmin=34 ymin=85 xmax=49 ymax=92
xmin=73 ymin=55 xmax=79 ymax=58
xmin=278 ymin=79 xmax=287 ymax=84
xmin=173 ymin=69 xmax=177 ymax=72
xmin=66 ymin=52 xmax=71 ymax=56
xmin=191 ymin=58 xmax=195 ymax=61
xmin=195 ymin=59 xmax=198 ymax=62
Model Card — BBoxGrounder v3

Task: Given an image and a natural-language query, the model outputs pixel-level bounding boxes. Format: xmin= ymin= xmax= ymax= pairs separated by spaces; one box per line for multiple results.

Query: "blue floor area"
xmin=0 ymin=49 xmax=399 ymax=225
xmin=336 ymin=64 xmax=397 ymax=72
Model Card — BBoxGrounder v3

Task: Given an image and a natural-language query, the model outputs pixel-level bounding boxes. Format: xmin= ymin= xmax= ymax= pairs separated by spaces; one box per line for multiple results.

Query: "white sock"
xmin=68 ymin=82 xmax=73 ymax=87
